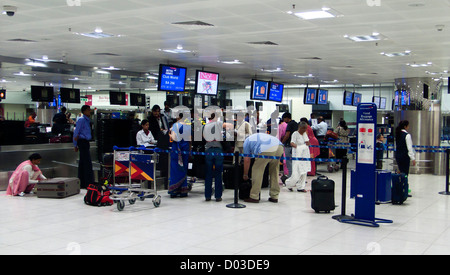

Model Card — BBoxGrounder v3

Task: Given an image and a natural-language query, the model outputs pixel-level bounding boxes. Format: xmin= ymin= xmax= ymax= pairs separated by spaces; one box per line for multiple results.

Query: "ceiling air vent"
xmin=298 ymin=57 xmax=322 ymax=60
xmin=247 ymin=41 xmax=279 ymax=46
xmin=172 ymin=21 xmax=215 ymax=30
xmin=93 ymin=53 xmax=121 ymax=56
xmin=7 ymin=38 xmax=37 ymax=42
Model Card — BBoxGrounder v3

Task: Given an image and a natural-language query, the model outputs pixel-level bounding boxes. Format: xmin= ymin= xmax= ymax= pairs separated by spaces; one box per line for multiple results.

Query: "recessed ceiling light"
xmin=159 ymin=48 xmax=192 ymax=54
xmin=261 ymin=68 xmax=284 ymax=73
xmin=345 ymin=34 xmax=386 ymax=42
xmin=218 ymin=60 xmax=244 ymax=65
xmin=25 ymin=60 xmax=47 ymax=67
xmin=406 ymin=62 xmax=432 ymax=68
xmin=294 ymin=74 xmax=315 ymax=78
xmin=101 ymin=66 xmax=121 ymax=70
xmin=289 ymin=7 xmax=341 ymax=20
xmin=95 ymin=70 xmax=111 ymax=74
xmin=381 ymin=50 xmax=412 ymax=57
xmin=14 ymin=71 xmax=32 ymax=76
xmin=75 ymin=31 xmax=116 ymax=39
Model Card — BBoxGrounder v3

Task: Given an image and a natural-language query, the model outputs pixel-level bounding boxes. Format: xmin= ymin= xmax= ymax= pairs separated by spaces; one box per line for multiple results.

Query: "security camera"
xmin=436 ymin=25 xmax=445 ymax=32
xmin=2 ymin=5 xmax=17 ymax=17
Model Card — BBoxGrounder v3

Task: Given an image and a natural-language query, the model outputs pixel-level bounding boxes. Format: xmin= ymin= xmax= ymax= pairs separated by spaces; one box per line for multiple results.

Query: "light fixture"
xmin=407 ymin=62 xmax=432 ymax=68
xmin=288 ymin=7 xmax=341 ymax=20
xmin=14 ymin=71 xmax=31 ymax=76
xmin=159 ymin=48 xmax=191 ymax=54
xmin=94 ymin=27 xmax=103 ymax=33
xmin=294 ymin=74 xmax=315 ymax=78
xmin=25 ymin=59 xmax=47 ymax=67
xmin=345 ymin=34 xmax=386 ymax=42
xmin=101 ymin=66 xmax=121 ymax=70
xmin=218 ymin=59 xmax=244 ymax=65
xmin=380 ymin=50 xmax=412 ymax=57
xmin=95 ymin=70 xmax=111 ymax=74
xmin=261 ymin=68 xmax=284 ymax=73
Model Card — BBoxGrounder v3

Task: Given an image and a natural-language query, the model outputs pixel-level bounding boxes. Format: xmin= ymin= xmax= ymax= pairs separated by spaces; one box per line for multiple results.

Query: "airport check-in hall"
xmin=1 ymin=0 xmax=450 ymax=257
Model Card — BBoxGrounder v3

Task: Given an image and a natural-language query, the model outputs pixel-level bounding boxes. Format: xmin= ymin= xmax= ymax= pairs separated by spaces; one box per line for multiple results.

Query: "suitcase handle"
xmin=317 ymin=176 xmax=329 ymax=180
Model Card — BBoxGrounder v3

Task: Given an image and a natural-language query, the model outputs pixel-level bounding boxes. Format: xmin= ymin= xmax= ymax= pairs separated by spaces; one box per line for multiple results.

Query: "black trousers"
xmin=78 ymin=139 xmax=94 ymax=188
xmin=396 ymin=157 xmax=410 ymax=176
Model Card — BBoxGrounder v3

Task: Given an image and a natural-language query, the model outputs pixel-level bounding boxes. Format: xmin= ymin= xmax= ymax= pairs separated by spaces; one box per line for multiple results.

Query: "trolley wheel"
xmin=153 ymin=195 xmax=161 ymax=208
xmin=327 ymin=165 xmax=334 ymax=173
xmin=129 ymin=199 xmax=136 ymax=205
xmin=117 ymin=201 xmax=125 ymax=211
xmin=334 ymin=164 xmax=340 ymax=172
xmin=140 ymin=197 xmax=145 ymax=201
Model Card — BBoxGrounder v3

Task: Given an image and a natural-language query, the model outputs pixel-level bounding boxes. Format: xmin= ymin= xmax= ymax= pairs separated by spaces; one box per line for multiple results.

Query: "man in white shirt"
xmin=311 ymin=116 xmax=328 ymax=140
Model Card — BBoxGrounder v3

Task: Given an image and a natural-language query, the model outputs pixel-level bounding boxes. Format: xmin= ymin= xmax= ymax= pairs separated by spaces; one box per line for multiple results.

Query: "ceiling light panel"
xmin=288 ymin=8 xmax=342 ymax=20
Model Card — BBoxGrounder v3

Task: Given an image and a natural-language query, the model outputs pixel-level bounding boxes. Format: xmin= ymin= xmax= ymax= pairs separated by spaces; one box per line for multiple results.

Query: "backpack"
xmin=84 ymin=184 xmax=113 ymax=207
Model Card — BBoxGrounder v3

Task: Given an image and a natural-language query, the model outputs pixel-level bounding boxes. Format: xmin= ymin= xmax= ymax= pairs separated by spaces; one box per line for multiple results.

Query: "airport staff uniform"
xmin=73 ymin=114 xmax=94 ymax=189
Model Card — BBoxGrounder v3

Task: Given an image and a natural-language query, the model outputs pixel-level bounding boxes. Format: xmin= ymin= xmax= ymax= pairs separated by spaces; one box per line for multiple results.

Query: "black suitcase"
xmin=311 ymin=176 xmax=335 ymax=213
xmin=391 ymin=173 xmax=408 ymax=205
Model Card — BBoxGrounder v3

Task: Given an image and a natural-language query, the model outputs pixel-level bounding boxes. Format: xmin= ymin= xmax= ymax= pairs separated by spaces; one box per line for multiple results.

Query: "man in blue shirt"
xmin=242 ymin=133 xmax=284 ymax=203
xmin=73 ymin=105 xmax=94 ymax=188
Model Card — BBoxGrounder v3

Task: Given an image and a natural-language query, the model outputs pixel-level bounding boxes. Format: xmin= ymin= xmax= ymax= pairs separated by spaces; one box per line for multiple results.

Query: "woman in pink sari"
xmin=300 ymin=118 xmax=320 ymax=176
xmin=277 ymin=120 xmax=289 ymax=176
xmin=7 ymin=153 xmax=47 ymax=197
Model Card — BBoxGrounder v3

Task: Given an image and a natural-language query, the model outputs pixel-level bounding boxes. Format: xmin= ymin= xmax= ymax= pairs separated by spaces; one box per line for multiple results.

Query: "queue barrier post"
xmin=332 ymin=156 xmax=353 ymax=222
xmin=226 ymin=151 xmax=246 ymax=209
xmin=439 ymin=149 xmax=450 ymax=196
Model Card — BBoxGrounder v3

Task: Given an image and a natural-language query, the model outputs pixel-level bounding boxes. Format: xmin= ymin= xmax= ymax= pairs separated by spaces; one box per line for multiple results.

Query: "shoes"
xmin=205 ymin=198 xmax=211 ymax=201
xmin=216 ymin=198 xmax=222 ymax=202
xmin=244 ymin=198 xmax=260 ymax=203
xmin=268 ymin=198 xmax=278 ymax=203
xmin=297 ymin=189 xmax=307 ymax=193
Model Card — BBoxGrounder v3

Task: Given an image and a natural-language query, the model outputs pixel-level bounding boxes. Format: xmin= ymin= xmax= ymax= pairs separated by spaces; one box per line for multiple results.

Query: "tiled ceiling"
xmin=1 ymin=0 xmax=450 ymax=92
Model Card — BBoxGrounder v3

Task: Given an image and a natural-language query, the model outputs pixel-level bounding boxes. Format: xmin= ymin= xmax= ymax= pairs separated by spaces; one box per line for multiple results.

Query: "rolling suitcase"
xmin=37 ymin=177 xmax=80 ymax=199
xmin=311 ymin=176 xmax=335 ymax=213
xmin=391 ymin=173 xmax=408 ymax=205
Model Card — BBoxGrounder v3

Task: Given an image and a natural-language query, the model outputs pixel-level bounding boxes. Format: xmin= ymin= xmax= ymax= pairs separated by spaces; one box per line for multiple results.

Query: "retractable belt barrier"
xmin=113 ymin=146 xmax=343 ymax=163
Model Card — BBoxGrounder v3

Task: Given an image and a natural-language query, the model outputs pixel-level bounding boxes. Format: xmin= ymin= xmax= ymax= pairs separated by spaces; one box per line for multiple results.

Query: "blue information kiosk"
xmin=338 ymin=103 xmax=393 ymax=227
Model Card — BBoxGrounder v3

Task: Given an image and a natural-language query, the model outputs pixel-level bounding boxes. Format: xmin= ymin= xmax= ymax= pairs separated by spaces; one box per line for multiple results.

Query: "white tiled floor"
xmin=1 ymin=161 xmax=450 ymax=255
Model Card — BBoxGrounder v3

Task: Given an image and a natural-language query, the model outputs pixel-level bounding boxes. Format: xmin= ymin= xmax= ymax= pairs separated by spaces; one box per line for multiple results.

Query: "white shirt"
xmin=136 ymin=130 xmax=156 ymax=147
xmin=312 ymin=121 xmax=328 ymax=136
xmin=402 ymin=129 xmax=416 ymax=161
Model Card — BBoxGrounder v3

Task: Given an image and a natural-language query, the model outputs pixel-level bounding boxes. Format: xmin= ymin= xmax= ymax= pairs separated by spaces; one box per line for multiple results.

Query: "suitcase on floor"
xmin=36 ymin=177 xmax=80 ymax=199
xmin=311 ymin=176 xmax=335 ymax=213
xmin=391 ymin=173 xmax=408 ymax=205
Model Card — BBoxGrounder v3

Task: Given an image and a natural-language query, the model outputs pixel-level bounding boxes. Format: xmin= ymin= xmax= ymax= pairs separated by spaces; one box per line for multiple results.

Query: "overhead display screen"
xmin=317 ymin=89 xmax=328 ymax=105
xmin=60 ymin=88 xmax=81 ymax=104
xmin=401 ymin=90 xmax=410 ymax=105
xmin=196 ymin=70 xmax=219 ymax=96
xmin=158 ymin=64 xmax=187 ymax=92
xmin=268 ymin=82 xmax=284 ymax=102
xmin=250 ymin=79 xmax=269 ymax=101
xmin=31 ymin=85 xmax=54 ymax=102
xmin=344 ymin=91 xmax=353 ymax=106
xmin=304 ymin=88 xmax=317 ymax=105
xmin=372 ymin=96 xmax=380 ymax=109
xmin=380 ymin=97 xmax=387 ymax=110
xmin=353 ymin=93 xmax=362 ymax=106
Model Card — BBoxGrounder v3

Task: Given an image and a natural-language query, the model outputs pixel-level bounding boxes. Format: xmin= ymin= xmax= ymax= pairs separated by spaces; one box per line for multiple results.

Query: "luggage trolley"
xmin=110 ymin=147 xmax=162 ymax=211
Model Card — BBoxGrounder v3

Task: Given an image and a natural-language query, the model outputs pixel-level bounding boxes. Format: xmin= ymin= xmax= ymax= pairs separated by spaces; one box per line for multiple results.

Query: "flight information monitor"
xmin=268 ymin=82 xmax=284 ymax=102
xmin=250 ymin=79 xmax=269 ymax=101
xmin=158 ymin=64 xmax=187 ymax=92
xmin=304 ymin=88 xmax=317 ymax=105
